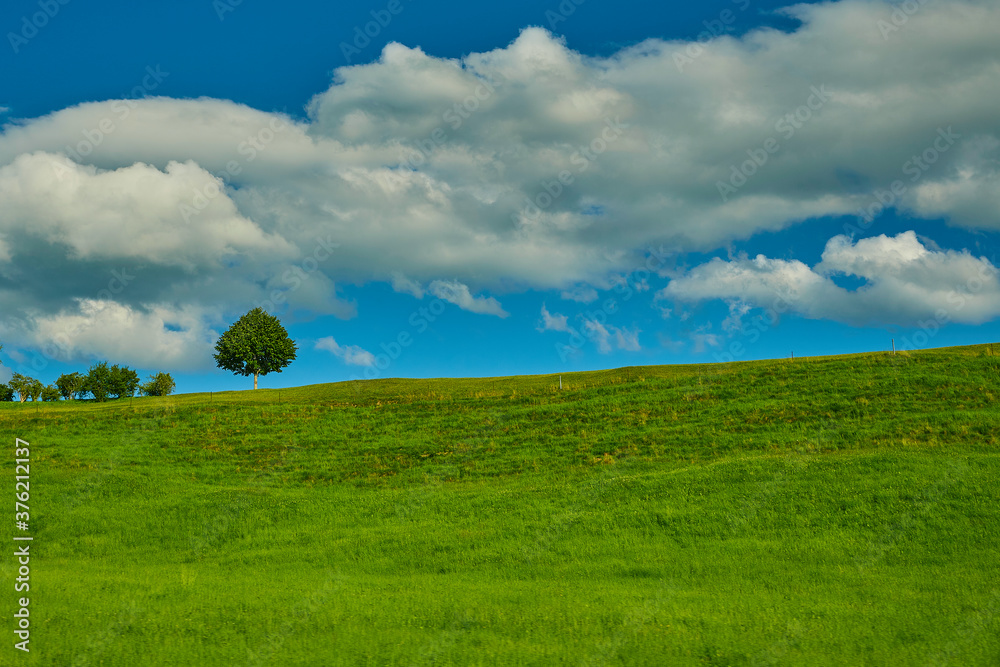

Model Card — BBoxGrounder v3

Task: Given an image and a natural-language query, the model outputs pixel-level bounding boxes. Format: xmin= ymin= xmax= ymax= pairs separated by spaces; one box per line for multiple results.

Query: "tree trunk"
xmin=254 ymin=373 xmax=258 ymax=390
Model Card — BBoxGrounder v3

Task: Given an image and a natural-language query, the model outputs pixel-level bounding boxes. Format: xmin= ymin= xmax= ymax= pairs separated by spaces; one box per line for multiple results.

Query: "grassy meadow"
xmin=2 ymin=344 xmax=999 ymax=665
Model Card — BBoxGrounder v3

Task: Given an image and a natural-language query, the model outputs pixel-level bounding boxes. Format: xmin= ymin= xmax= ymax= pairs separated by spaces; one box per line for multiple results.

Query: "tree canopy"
xmin=141 ymin=372 xmax=176 ymax=397
xmin=213 ymin=308 xmax=297 ymax=389
xmin=56 ymin=372 xmax=85 ymax=400
xmin=82 ymin=362 xmax=113 ymax=402
xmin=8 ymin=374 xmax=39 ymax=403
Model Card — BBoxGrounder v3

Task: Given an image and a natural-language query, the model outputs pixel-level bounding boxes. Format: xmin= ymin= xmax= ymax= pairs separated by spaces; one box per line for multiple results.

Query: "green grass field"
xmin=2 ymin=344 xmax=999 ymax=665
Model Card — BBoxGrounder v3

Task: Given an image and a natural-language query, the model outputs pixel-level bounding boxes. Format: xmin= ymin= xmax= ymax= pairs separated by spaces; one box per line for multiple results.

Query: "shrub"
xmin=41 ymin=384 xmax=61 ymax=402
xmin=141 ymin=372 xmax=176 ymax=397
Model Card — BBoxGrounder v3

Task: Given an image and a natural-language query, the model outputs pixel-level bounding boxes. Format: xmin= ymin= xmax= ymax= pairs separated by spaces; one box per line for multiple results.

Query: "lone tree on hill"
xmin=214 ymin=308 xmax=297 ymax=390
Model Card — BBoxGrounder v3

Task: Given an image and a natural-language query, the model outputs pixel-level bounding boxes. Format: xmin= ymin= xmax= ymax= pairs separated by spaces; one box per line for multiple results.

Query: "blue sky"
xmin=1 ymin=0 xmax=999 ymax=393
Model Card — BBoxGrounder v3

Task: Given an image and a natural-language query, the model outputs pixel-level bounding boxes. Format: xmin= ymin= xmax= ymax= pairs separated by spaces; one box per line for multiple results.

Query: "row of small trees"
xmin=1 ymin=307 xmax=298 ymax=402
xmin=0 ymin=362 xmax=175 ymax=403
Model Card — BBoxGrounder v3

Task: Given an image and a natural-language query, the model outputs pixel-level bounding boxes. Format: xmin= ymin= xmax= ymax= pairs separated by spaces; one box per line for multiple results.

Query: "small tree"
xmin=56 ymin=372 xmax=85 ymax=400
xmin=26 ymin=378 xmax=43 ymax=402
xmin=8 ymin=373 xmax=33 ymax=403
xmin=109 ymin=365 xmax=140 ymax=399
xmin=41 ymin=384 xmax=61 ymax=402
xmin=82 ymin=362 xmax=113 ymax=402
xmin=140 ymin=372 xmax=176 ymax=397
xmin=214 ymin=308 xmax=297 ymax=390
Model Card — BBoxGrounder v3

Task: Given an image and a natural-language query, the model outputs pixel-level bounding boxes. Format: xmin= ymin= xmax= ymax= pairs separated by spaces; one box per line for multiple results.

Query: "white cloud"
xmin=391 ymin=273 xmax=425 ymax=299
xmin=538 ymin=304 xmax=571 ymax=333
xmin=0 ymin=152 xmax=295 ymax=270
xmin=0 ymin=299 xmax=218 ymax=371
xmin=614 ymin=326 xmax=642 ymax=352
xmin=582 ymin=319 xmax=613 ymax=353
xmin=691 ymin=332 xmax=722 ymax=354
xmin=428 ymin=280 xmax=509 ymax=318
xmin=721 ymin=300 xmax=753 ymax=333
xmin=0 ymin=1 xmax=998 ymax=365
xmin=560 ymin=286 xmax=599 ymax=303
xmin=581 ymin=318 xmax=641 ymax=354
xmin=905 ymin=136 xmax=1000 ymax=229
xmin=0 ymin=1 xmax=996 ymax=297
xmin=315 ymin=337 xmax=376 ymax=366
xmin=5 ymin=349 xmax=26 ymax=364
xmin=661 ymin=232 xmax=1000 ymax=326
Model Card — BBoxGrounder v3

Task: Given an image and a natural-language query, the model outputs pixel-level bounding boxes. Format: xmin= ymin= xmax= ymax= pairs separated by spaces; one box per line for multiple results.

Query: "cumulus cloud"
xmin=0 ymin=299 xmax=218 ymax=371
xmin=613 ymin=326 xmax=642 ymax=352
xmin=315 ymin=337 xmax=376 ymax=366
xmin=538 ymin=304 xmax=641 ymax=354
xmin=1 ymin=1 xmax=999 ymax=360
xmin=691 ymin=331 xmax=722 ymax=354
xmin=581 ymin=318 xmax=642 ymax=354
xmin=905 ymin=136 xmax=1000 ymax=228
xmin=2 ymin=2 xmax=997 ymax=284
xmin=391 ymin=273 xmax=425 ymax=299
xmin=661 ymin=232 xmax=1000 ymax=326
xmin=581 ymin=319 xmax=613 ymax=354
xmin=560 ymin=286 xmax=599 ymax=303
xmin=721 ymin=301 xmax=753 ymax=333
xmin=538 ymin=304 xmax=571 ymax=332
xmin=0 ymin=152 xmax=293 ymax=269
xmin=428 ymin=280 xmax=509 ymax=317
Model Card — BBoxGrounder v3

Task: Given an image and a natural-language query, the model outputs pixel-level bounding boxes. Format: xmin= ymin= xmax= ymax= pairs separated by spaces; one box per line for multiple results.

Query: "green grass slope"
xmin=2 ymin=344 xmax=999 ymax=665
